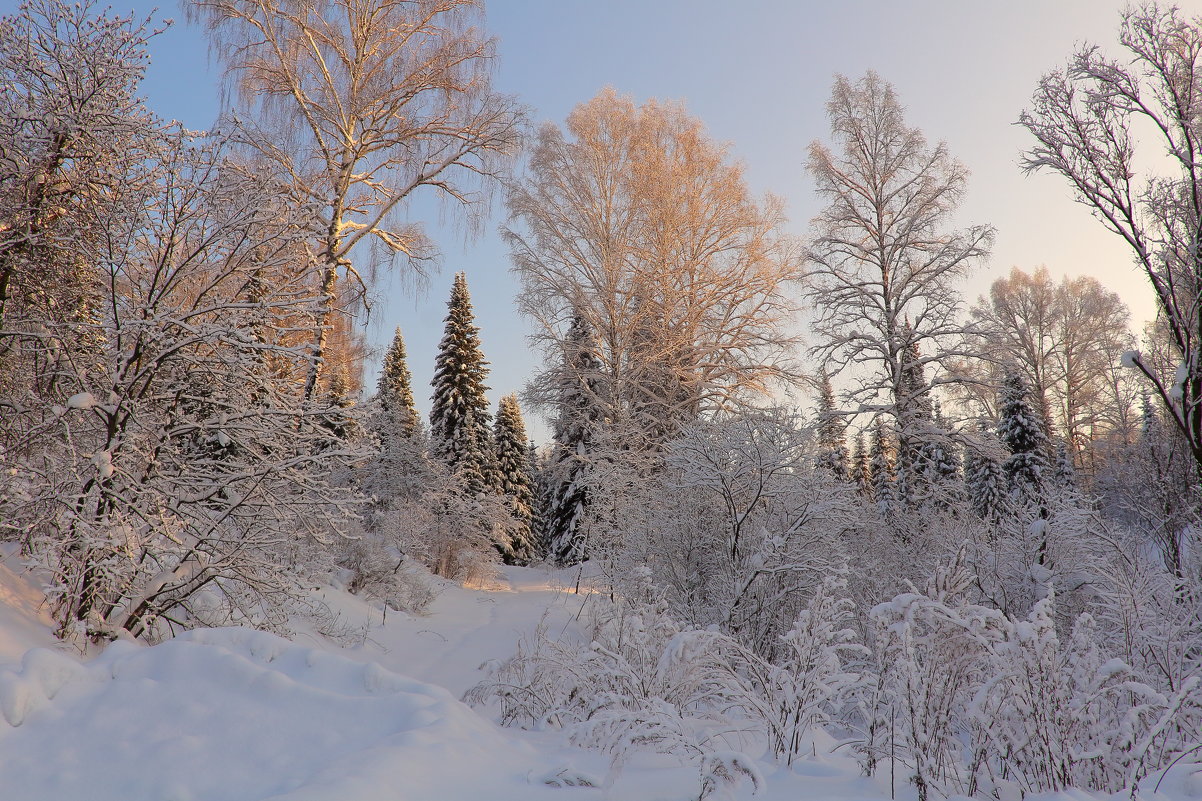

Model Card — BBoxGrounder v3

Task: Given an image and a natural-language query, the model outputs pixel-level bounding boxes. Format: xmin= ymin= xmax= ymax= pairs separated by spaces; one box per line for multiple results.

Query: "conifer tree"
xmin=870 ymin=424 xmax=899 ymax=517
xmin=965 ymin=426 xmax=1006 ymax=523
xmin=494 ymin=394 xmax=536 ymax=565
xmin=430 ymin=272 xmax=497 ymax=493
xmin=997 ymin=372 xmax=1049 ymax=495
xmin=320 ymin=365 xmax=357 ymax=443
xmin=851 ymin=432 xmax=872 ymax=498
xmin=547 ymin=314 xmax=603 ymax=565
xmin=1053 ymin=439 xmax=1076 ymax=487
xmin=378 ymin=326 xmax=419 ymax=437
xmin=816 ymin=373 xmax=848 ymax=479
xmin=527 ymin=440 xmax=550 ymax=560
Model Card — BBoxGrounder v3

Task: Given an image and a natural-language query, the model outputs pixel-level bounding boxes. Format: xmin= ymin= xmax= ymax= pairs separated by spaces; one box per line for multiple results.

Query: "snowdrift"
xmin=0 ymin=627 xmax=571 ymax=801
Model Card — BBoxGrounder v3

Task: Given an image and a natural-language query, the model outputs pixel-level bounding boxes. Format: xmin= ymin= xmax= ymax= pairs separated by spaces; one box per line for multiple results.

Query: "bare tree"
xmin=189 ymin=0 xmax=524 ymax=399
xmin=806 ymin=72 xmax=993 ymax=443
xmin=961 ymin=267 xmax=1135 ymax=462
xmin=1019 ymin=3 xmax=1202 ymax=476
xmin=507 ymin=88 xmax=802 ymax=449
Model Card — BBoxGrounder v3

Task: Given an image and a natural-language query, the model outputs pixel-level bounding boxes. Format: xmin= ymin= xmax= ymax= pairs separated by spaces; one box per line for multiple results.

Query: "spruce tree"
xmin=527 ymin=440 xmax=550 ymax=560
xmin=494 ymin=394 xmax=536 ymax=565
xmin=851 ymin=432 xmax=872 ymax=498
xmin=320 ymin=365 xmax=357 ymax=443
xmin=870 ymin=423 xmax=898 ymax=518
xmin=547 ymin=314 xmax=603 ymax=565
xmin=430 ymin=272 xmax=497 ymax=493
xmin=896 ymin=333 xmax=933 ymax=505
xmin=997 ymin=372 xmax=1049 ymax=495
xmin=965 ymin=425 xmax=1006 ymax=523
xmin=816 ymin=372 xmax=848 ymax=479
xmin=1053 ymin=439 xmax=1076 ymax=487
xmin=378 ymin=326 xmax=419 ymax=437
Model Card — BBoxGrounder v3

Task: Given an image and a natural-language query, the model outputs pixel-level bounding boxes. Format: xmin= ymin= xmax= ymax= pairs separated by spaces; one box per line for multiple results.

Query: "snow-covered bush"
xmin=626 ymin=409 xmax=859 ymax=658
xmin=468 ymin=568 xmax=869 ymax=783
xmin=859 ymin=550 xmax=1202 ymax=799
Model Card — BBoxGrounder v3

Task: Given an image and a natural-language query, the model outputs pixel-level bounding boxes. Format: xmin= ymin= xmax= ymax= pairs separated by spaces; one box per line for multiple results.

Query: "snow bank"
xmin=0 ymin=627 xmax=576 ymax=801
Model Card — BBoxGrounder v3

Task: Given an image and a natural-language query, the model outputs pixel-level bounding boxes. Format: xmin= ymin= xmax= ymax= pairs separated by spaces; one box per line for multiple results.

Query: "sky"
xmin=34 ymin=0 xmax=1201 ymax=441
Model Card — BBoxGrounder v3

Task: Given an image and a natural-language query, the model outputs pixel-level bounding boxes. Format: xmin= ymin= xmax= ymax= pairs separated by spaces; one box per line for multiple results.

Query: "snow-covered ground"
xmin=0 ymin=549 xmax=1197 ymax=801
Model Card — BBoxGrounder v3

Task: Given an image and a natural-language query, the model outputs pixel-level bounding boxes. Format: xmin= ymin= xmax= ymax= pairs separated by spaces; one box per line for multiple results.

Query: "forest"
xmin=1 ymin=1 xmax=1202 ymax=799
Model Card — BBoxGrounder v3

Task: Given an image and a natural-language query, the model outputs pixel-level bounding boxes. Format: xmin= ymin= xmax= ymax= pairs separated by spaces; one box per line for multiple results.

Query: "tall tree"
xmin=494 ymin=394 xmax=535 ymax=565
xmin=378 ymin=326 xmax=419 ymax=438
xmin=190 ymin=0 xmax=524 ymax=401
xmin=806 ymin=72 xmax=993 ymax=445
xmin=507 ymin=88 xmax=802 ymax=450
xmin=430 ymin=272 xmax=495 ymax=493
xmin=546 ymin=315 xmax=603 ymax=565
xmin=1020 ymin=4 xmax=1202 ymax=478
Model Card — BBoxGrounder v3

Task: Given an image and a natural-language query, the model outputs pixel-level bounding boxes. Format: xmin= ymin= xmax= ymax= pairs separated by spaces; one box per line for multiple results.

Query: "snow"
xmin=0 ymin=555 xmax=1196 ymax=801
xmin=64 ymin=391 xmax=97 ymax=410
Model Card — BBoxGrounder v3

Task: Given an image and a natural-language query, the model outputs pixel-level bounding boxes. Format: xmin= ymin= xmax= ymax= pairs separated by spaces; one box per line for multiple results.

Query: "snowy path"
xmin=0 ymin=561 xmax=954 ymax=801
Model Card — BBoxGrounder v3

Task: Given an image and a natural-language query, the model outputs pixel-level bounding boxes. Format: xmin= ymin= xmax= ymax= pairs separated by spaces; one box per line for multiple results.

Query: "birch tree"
xmin=1020 ymin=3 xmax=1202 ymax=477
xmin=806 ymin=72 xmax=993 ymax=442
xmin=508 ymin=89 xmax=802 ymax=450
xmin=190 ymin=0 xmax=524 ymax=399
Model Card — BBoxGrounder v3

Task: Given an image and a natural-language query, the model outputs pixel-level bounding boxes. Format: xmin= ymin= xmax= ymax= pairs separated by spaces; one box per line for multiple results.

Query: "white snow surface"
xmin=0 ymin=552 xmax=1197 ymax=801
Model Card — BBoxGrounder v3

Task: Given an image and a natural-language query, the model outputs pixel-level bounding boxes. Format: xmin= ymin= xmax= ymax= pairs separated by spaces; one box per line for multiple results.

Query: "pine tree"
xmin=547 ymin=314 xmax=603 ymax=565
xmin=494 ymin=394 xmax=536 ymax=565
xmin=378 ymin=326 xmax=419 ymax=438
xmin=816 ymin=372 xmax=848 ymax=479
xmin=997 ymin=372 xmax=1049 ymax=496
xmin=430 ymin=272 xmax=497 ymax=493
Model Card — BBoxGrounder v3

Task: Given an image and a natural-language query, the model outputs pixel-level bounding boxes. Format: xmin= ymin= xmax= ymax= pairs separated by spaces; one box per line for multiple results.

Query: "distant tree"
xmin=378 ymin=327 xmax=419 ymax=438
xmin=430 ymin=272 xmax=497 ymax=493
xmin=546 ymin=315 xmax=604 ymax=565
xmin=869 ymin=424 xmax=899 ymax=518
xmin=851 ymin=433 xmax=872 ymax=498
xmin=1020 ymin=4 xmax=1202 ymax=479
xmin=807 ymin=72 xmax=993 ymax=451
xmin=320 ymin=364 xmax=357 ymax=443
xmin=815 ymin=373 xmax=848 ymax=479
xmin=494 ymin=394 xmax=536 ymax=565
xmin=962 ymin=266 xmax=1134 ymax=463
xmin=190 ymin=0 xmax=523 ymax=401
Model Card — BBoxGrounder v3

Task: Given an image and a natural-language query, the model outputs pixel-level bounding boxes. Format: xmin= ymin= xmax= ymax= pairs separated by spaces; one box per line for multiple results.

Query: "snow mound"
xmin=0 ymin=627 xmax=574 ymax=801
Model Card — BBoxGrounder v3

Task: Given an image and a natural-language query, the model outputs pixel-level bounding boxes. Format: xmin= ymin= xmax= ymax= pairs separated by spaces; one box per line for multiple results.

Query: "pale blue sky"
xmin=23 ymin=0 xmax=1192 ymax=440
